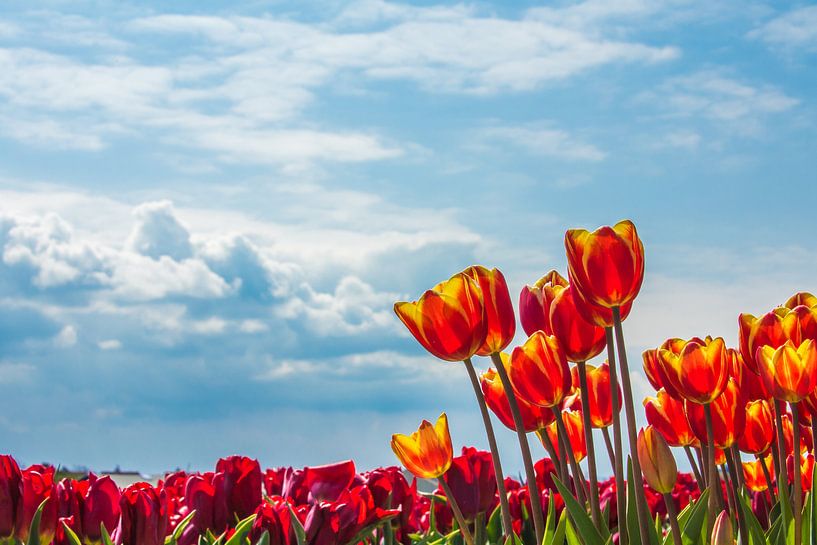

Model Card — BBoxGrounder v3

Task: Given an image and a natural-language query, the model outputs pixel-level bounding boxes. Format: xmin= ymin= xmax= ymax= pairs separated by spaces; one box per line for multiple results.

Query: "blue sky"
xmin=0 ymin=0 xmax=816 ymax=477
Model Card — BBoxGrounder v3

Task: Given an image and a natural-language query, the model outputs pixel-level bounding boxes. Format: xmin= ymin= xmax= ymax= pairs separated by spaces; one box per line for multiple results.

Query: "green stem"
xmin=792 ymin=404 xmax=803 ymax=545
xmin=463 ymin=357 xmax=512 ymax=539
xmin=683 ymin=445 xmax=704 ymax=492
xmin=703 ymin=403 xmax=721 ymax=540
xmin=773 ymin=400 xmax=792 ymax=517
xmin=602 ymin=426 xmax=615 ymax=470
xmin=612 ymin=307 xmax=651 ymax=545
xmin=756 ymin=454 xmax=775 ymax=510
xmin=490 ymin=352 xmax=545 ymax=545
xmin=551 ymin=407 xmax=589 ymax=507
xmin=537 ymin=428 xmax=568 ymax=485
xmin=663 ymin=492 xmax=683 ymax=545
xmin=725 ymin=446 xmax=748 ymax=545
xmin=605 ymin=326 xmax=627 ymax=545
xmin=439 ymin=477 xmax=475 ymax=545
xmin=576 ymin=360 xmax=603 ymax=527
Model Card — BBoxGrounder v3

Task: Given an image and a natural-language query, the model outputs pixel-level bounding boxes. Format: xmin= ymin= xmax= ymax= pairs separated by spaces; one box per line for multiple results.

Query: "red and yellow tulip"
xmin=637 ymin=426 xmax=677 ymax=495
xmin=391 ymin=414 xmax=454 ymax=479
xmin=519 ymin=270 xmax=567 ymax=337
xmin=757 ymin=339 xmax=817 ymax=403
xmin=463 ymin=266 xmax=516 ymax=356
xmin=507 ymin=331 xmax=571 ymax=409
xmin=643 ymin=389 xmax=697 ymax=447
xmin=657 ymin=336 xmax=729 ymax=404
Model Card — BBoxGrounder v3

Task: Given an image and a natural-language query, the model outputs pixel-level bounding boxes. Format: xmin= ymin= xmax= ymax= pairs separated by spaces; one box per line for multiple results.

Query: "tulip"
xmin=391 ymin=413 xmax=453 ymax=480
xmin=507 ymin=331 xmax=571 ymax=409
xmin=571 ymin=362 xmax=619 ymax=428
xmin=737 ymin=400 xmax=774 ymax=454
xmin=685 ymin=379 xmax=746 ymax=449
xmin=363 ymin=466 xmax=419 ymax=540
xmin=712 ymin=511 xmax=734 ymax=545
xmin=84 ymin=475 xmax=121 ymax=544
xmin=249 ymin=499 xmax=295 ymax=545
xmin=463 ymin=266 xmax=516 ymax=356
xmin=303 ymin=460 xmax=356 ymax=503
xmin=15 ymin=464 xmax=57 ymax=544
xmin=743 ymin=457 xmax=774 ymax=492
xmin=441 ymin=447 xmax=498 ymax=521
xmin=657 ymin=336 xmax=729 ymax=404
xmin=787 ymin=452 xmax=815 ymax=492
xmin=519 ymin=271 xmax=567 ymax=337
xmin=481 ymin=366 xmax=554 ymax=432
xmin=215 ymin=456 xmax=263 ymax=521
xmin=548 ymin=286 xmax=606 ymax=362
xmin=641 ymin=349 xmax=664 ymax=392
xmin=643 ymin=389 xmax=697 ymax=447
xmin=114 ymin=482 xmax=168 ymax=545
xmin=757 ymin=340 xmax=817 ymax=403
xmin=568 ymin=285 xmax=633 ymax=328
xmin=303 ymin=486 xmax=400 ymax=545
xmin=729 ymin=348 xmax=769 ymax=401
xmin=544 ymin=410 xmax=587 ymax=463
xmin=394 ymin=272 xmax=487 ymax=362
xmin=0 ymin=455 xmax=22 ymax=539
xmin=564 ymin=220 xmax=644 ymax=309
xmin=636 ymin=426 xmax=676 ymax=494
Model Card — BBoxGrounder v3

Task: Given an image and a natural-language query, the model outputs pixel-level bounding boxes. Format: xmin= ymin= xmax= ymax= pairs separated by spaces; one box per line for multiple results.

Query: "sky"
xmin=0 ymin=0 xmax=816 ymax=477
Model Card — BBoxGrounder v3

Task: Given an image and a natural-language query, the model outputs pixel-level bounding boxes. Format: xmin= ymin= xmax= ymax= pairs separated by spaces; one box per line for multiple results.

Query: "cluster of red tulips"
xmin=392 ymin=220 xmax=817 ymax=545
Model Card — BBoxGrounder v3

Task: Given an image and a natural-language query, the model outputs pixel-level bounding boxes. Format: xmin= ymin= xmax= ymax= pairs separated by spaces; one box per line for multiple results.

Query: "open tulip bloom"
xmin=11 ymin=220 xmax=817 ymax=545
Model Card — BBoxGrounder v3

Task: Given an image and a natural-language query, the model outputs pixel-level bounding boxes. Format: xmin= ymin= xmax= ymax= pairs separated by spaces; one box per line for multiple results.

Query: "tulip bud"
xmin=636 ymin=426 xmax=677 ymax=494
xmin=519 ymin=271 xmax=566 ymax=337
xmin=712 ymin=511 xmax=734 ymax=545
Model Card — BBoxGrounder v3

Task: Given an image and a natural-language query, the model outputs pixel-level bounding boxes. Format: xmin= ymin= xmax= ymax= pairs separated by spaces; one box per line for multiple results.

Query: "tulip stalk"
xmin=704 ymin=404 xmax=723 ymax=539
xmin=604 ymin=326 xmax=627 ymax=545
xmin=438 ymin=477 xmax=475 ymax=545
xmin=537 ymin=429 xmax=568 ymax=485
xmin=551 ymin=407 xmax=588 ymax=507
xmin=575 ymin=360 xmax=603 ymax=527
xmin=756 ymin=454 xmax=775 ymax=504
xmin=612 ymin=307 xmax=652 ymax=545
xmin=773 ymin=401 xmax=792 ymax=518
xmin=601 ymin=427 xmax=616 ymax=470
xmin=463 ymin=357 xmax=513 ymax=538
xmin=662 ymin=492 xmax=683 ymax=545
xmin=490 ymin=353 xmax=545 ymax=545
xmin=683 ymin=446 xmax=704 ymax=492
xmin=792 ymin=404 xmax=803 ymax=545
xmin=724 ymin=447 xmax=748 ymax=545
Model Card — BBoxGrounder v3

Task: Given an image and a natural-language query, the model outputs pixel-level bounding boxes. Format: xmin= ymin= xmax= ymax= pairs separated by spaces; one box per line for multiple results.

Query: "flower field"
xmin=3 ymin=219 xmax=817 ymax=545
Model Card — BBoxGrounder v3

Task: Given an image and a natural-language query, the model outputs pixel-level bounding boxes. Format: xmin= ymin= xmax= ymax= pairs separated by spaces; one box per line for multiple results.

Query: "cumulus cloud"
xmin=127 ymin=201 xmax=194 ymax=261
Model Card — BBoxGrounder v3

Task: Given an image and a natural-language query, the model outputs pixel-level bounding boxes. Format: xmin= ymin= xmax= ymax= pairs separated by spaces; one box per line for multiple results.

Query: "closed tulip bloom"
xmin=303 ymin=460 xmax=356 ymax=503
xmin=737 ymin=400 xmax=774 ymax=454
xmin=519 ymin=271 xmax=567 ymax=337
xmin=786 ymin=452 xmax=815 ymax=492
xmin=84 ymin=475 xmax=121 ymax=544
xmin=779 ymin=413 xmax=812 ymax=456
xmin=643 ymin=389 xmax=697 ymax=447
xmin=394 ymin=272 xmax=487 ymax=362
xmin=786 ymin=292 xmax=817 ymax=308
xmin=637 ymin=426 xmax=677 ymax=494
xmin=249 ymin=499 xmax=295 ymax=545
xmin=549 ymin=286 xmax=606 ymax=362
xmin=545 ymin=410 xmax=586 ymax=463
xmin=712 ymin=511 xmax=734 ymax=545
xmin=729 ymin=348 xmax=769 ymax=401
xmin=642 ymin=349 xmax=664 ymax=392
xmin=481 ymin=366 xmax=554 ymax=432
xmin=441 ymin=447 xmax=498 ymax=521
xmin=15 ymin=465 xmax=57 ymax=544
xmin=743 ymin=457 xmax=774 ymax=492
xmin=391 ymin=413 xmax=453 ymax=479
xmin=570 ymin=362 xmax=619 ymax=428
xmin=564 ymin=220 xmax=645 ymax=309
xmin=657 ymin=336 xmax=729 ymax=404
xmin=508 ymin=331 xmax=571 ymax=408
xmin=463 ymin=266 xmax=516 ymax=356
xmin=215 ymin=456 xmax=262 ymax=521
xmin=0 ymin=455 xmax=21 ymax=539
xmin=740 ymin=308 xmax=790 ymax=374
xmin=113 ymin=483 xmax=168 ymax=545
xmin=685 ymin=378 xmax=746 ymax=449
xmin=757 ymin=340 xmax=817 ymax=403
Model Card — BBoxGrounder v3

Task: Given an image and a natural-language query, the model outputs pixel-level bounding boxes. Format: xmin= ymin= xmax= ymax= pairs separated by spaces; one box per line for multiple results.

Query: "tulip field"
xmin=5 ymin=219 xmax=817 ymax=545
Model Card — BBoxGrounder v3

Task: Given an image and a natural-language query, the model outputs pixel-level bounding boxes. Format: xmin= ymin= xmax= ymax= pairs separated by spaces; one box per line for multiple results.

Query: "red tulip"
xmin=481 ymin=365 xmax=554 ymax=432
xmin=463 ymin=266 xmax=516 ymax=355
xmin=657 ymin=336 xmax=729 ymax=404
xmin=643 ymin=389 xmax=697 ymax=447
xmin=215 ymin=456 xmax=262 ymax=520
xmin=743 ymin=457 xmax=774 ymax=492
xmin=737 ymin=400 xmax=774 ymax=454
xmin=249 ymin=499 xmax=296 ymax=545
xmin=113 ymin=482 xmax=168 ymax=545
xmin=570 ymin=362 xmax=619 ymax=428
xmin=363 ymin=466 xmax=419 ymax=540
xmin=394 ymin=272 xmax=487 ymax=362
xmin=519 ymin=271 xmax=567 ymax=337
xmin=564 ymin=220 xmax=645 ymax=309
xmin=0 ymin=455 xmax=22 ymax=539
xmin=787 ymin=452 xmax=815 ymax=492
xmin=642 ymin=349 xmax=664 ymax=392
xmin=549 ymin=286 xmax=606 ymax=362
xmin=685 ymin=378 xmax=746 ymax=449
xmin=441 ymin=447 xmax=498 ymax=521
xmin=729 ymin=348 xmax=769 ymax=401
xmin=757 ymin=340 xmax=817 ymax=403
xmin=569 ymin=285 xmax=633 ymax=328
xmin=182 ymin=473 xmax=226 ymax=540
xmin=544 ymin=410 xmax=586 ymax=462
xmin=303 ymin=486 xmax=399 ymax=545
xmin=303 ymin=460 xmax=356 ymax=503
xmin=264 ymin=468 xmax=287 ymax=497
xmin=507 ymin=331 xmax=571 ymax=408
xmin=16 ymin=464 xmax=57 ymax=544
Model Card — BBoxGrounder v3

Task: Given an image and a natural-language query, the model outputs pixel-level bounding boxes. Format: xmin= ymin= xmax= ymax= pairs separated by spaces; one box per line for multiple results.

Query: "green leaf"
xmin=224 ymin=514 xmax=256 ymax=545
xmin=550 ymin=511 xmax=567 ymax=545
xmin=486 ymin=503 xmax=503 ymax=545
xmin=552 ymin=475 xmax=605 ymax=545
xmin=101 ymin=522 xmax=115 ymax=545
xmin=26 ymin=498 xmax=49 ymax=545
xmin=254 ymin=530 xmax=270 ymax=545
xmin=624 ymin=459 xmax=659 ymax=545
xmin=61 ymin=521 xmax=83 ymax=545
xmin=543 ymin=495 xmax=556 ymax=545
xmin=172 ymin=509 xmax=197 ymax=544
xmin=738 ymin=490 xmax=769 ymax=545
xmin=679 ymin=489 xmax=709 ymax=545
xmin=503 ymin=533 xmax=524 ymax=545
xmin=288 ymin=505 xmax=306 ymax=545
xmin=564 ymin=517 xmax=581 ymax=545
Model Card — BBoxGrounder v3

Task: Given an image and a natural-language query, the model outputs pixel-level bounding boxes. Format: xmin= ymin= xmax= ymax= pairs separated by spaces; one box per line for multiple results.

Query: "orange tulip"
xmin=685 ymin=378 xmax=745 ymax=449
xmin=729 ymin=348 xmax=769 ymax=401
xmin=564 ymin=220 xmax=645 ymax=309
xmin=570 ymin=362 xmax=619 ymax=428
xmin=779 ymin=412 xmax=812 ymax=456
xmin=508 ymin=331 xmax=571 ymax=409
xmin=391 ymin=413 xmax=453 ymax=479
xmin=549 ymin=286 xmax=606 ymax=362
xmin=657 ymin=336 xmax=729 ymax=404
xmin=712 ymin=511 xmax=734 ymax=545
xmin=713 ymin=448 xmax=727 ymax=466
xmin=648 ymin=337 xmax=702 ymax=400
xmin=519 ymin=271 xmax=567 ymax=337
xmin=637 ymin=426 xmax=677 ymax=494
xmin=644 ymin=389 xmax=697 ymax=447
xmin=642 ymin=349 xmax=664 ymax=392
xmin=569 ymin=285 xmax=632 ymax=328
xmin=737 ymin=400 xmax=774 ymax=455
xmin=463 ymin=266 xmax=516 ymax=356
xmin=787 ymin=452 xmax=815 ymax=492
xmin=545 ymin=410 xmax=586 ymax=463
xmin=481 ymin=364 xmax=554 ymax=433
xmin=394 ymin=273 xmax=487 ymax=362
xmin=757 ymin=340 xmax=817 ymax=403
xmin=743 ymin=456 xmax=774 ymax=492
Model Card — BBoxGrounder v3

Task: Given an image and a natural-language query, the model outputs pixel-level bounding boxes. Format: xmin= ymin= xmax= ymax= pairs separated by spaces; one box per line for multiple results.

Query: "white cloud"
xmin=97 ymin=339 xmax=122 ymax=350
xmin=476 ymin=124 xmax=607 ymax=161
xmin=0 ymin=362 xmax=34 ymax=384
xmin=749 ymin=6 xmax=817 ymax=50
xmin=55 ymin=325 xmax=77 ymax=347
xmin=127 ymin=201 xmax=194 ymax=261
